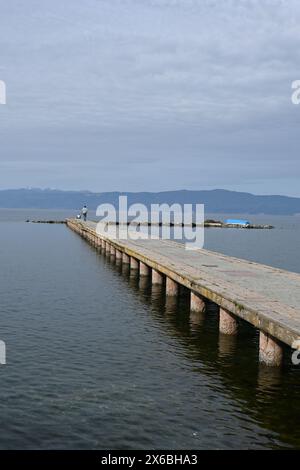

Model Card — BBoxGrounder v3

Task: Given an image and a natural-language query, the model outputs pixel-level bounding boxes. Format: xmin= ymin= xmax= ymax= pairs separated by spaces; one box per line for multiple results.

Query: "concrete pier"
xmin=122 ymin=252 xmax=130 ymax=264
xmin=140 ymin=261 xmax=150 ymax=276
xmin=130 ymin=257 xmax=139 ymax=270
xmin=259 ymin=331 xmax=283 ymax=367
xmin=190 ymin=292 xmax=206 ymax=313
xmin=110 ymin=245 xmax=116 ymax=256
xmin=116 ymin=249 xmax=122 ymax=260
xmin=67 ymin=219 xmax=300 ymax=367
xmin=166 ymin=277 xmax=179 ymax=296
xmin=152 ymin=269 xmax=164 ymax=285
xmin=219 ymin=308 xmax=238 ymax=335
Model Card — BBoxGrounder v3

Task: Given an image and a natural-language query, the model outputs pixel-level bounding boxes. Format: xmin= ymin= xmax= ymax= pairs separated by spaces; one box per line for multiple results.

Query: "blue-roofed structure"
xmin=225 ymin=219 xmax=250 ymax=226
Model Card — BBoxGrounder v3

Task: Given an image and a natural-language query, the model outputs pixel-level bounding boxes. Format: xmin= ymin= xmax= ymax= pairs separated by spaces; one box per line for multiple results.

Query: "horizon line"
xmin=0 ymin=187 xmax=299 ymax=199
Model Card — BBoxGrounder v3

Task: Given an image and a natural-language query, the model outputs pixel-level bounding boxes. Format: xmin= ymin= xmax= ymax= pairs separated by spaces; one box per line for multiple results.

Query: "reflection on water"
xmin=0 ymin=210 xmax=299 ymax=449
xmin=218 ymin=334 xmax=237 ymax=360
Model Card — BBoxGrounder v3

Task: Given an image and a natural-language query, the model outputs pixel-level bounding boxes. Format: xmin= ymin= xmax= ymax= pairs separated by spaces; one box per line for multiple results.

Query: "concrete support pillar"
xmin=110 ymin=245 xmax=116 ymax=256
xmin=166 ymin=277 xmax=179 ymax=296
xmin=259 ymin=331 xmax=283 ymax=367
xmin=105 ymin=242 xmax=111 ymax=254
xmin=122 ymin=253 xmax=130 ymax=264
xmin=130 ymin=257 xmax=139 ymax=270
xmin=190 ymin=292 xmax=206 ymax=313
xmin=219 ymin=308 xmax=238 ymax=335
xmin=140 ymin=262 xmax=150 ymax=276
xmin=116 ymin=249 xmax=122 ymax=260
xmin=152 ymin=269 xmax=164 ymax=285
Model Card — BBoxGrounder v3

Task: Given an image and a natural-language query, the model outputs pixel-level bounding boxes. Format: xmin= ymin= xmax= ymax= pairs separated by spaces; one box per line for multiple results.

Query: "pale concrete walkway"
xmin=70 ymin=220 xmax=300 ymax=352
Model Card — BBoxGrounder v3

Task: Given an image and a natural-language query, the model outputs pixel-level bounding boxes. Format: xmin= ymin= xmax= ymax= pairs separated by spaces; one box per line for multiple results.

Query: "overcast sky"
xmin=0 ymin=0 xmax=299 ymax=195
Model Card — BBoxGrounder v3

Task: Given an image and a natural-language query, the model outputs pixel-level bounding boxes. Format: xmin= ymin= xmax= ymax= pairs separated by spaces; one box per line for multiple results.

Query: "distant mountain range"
xmin=0 ymin=188 xmax=300 ymax=215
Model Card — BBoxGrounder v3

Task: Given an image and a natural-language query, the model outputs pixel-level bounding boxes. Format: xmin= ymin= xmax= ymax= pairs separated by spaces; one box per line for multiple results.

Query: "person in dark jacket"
xmin=81 ymin=205 xmax=88 ymax=221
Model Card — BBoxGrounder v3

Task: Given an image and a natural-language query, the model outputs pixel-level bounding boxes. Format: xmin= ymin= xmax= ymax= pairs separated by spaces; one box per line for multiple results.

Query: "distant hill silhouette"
xmin=0 ymin=188 xmax=300 ymax=215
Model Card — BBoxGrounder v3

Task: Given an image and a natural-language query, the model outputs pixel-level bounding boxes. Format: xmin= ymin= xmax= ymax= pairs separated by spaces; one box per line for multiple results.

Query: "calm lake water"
xmin=0 ymin=209 xmax=300 ymax=449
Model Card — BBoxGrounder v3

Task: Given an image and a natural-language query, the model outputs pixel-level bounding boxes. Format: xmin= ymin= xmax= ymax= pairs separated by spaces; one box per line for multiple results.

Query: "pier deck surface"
xmin=70 ymin=220 xmax=300 ymax=349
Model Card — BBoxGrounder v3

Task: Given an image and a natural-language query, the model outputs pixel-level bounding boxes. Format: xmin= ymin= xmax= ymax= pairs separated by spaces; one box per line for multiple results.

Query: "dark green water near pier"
xmin=0 ymin=209 xmax=300 ymax=449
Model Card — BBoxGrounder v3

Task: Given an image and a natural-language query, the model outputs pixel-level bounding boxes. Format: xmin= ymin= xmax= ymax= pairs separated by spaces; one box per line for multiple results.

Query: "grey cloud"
xmin=0 ymin=0 xmax=299 ymax=195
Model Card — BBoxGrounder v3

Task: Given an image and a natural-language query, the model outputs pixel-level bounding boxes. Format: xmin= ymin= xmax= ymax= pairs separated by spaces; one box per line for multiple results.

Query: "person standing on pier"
xmin=81 ymin=205 xmax=88 ymax=221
